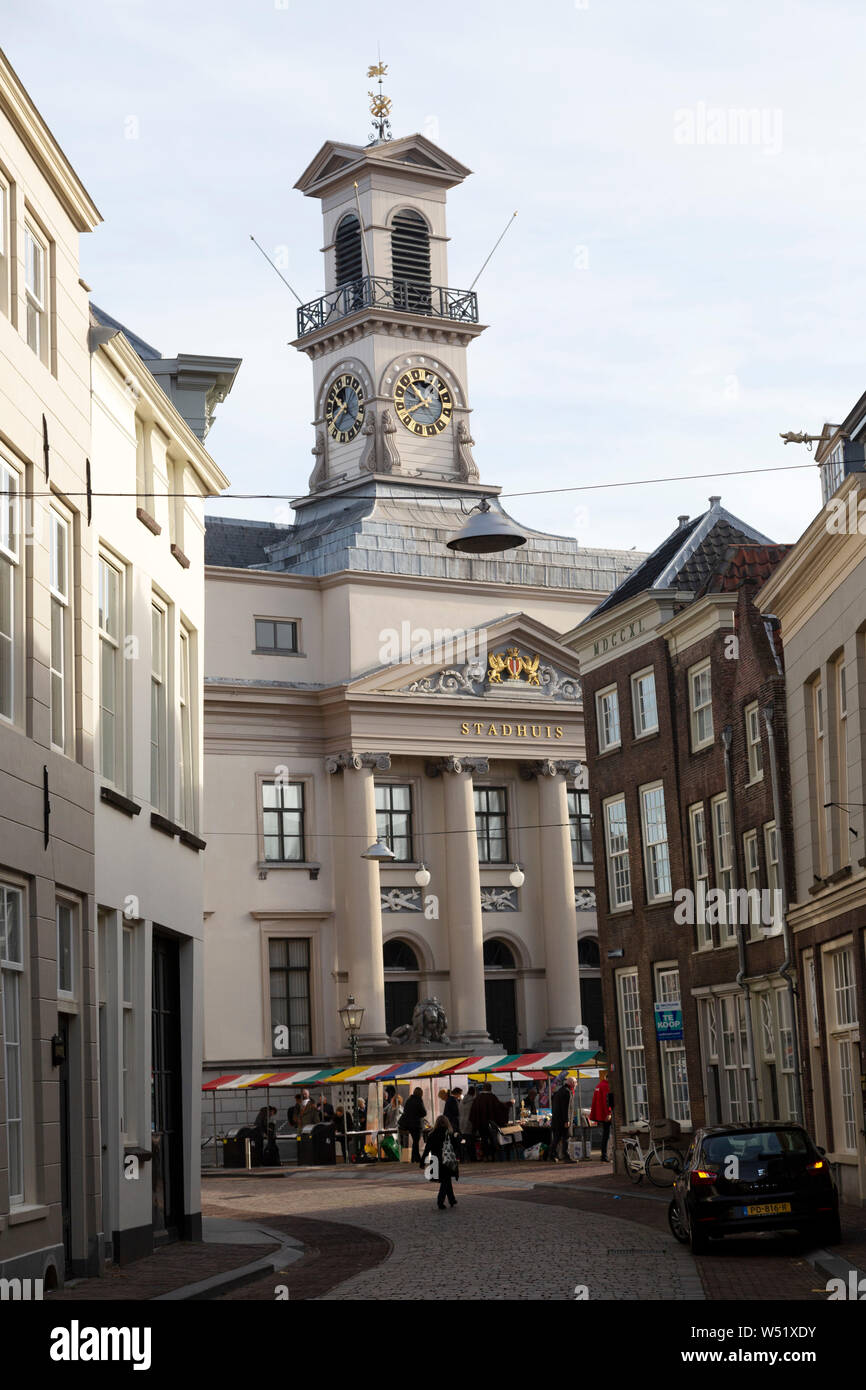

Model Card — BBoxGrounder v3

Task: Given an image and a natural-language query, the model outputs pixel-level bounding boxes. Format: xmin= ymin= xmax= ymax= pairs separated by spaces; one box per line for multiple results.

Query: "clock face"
xmin=394 ymin=368 xmax=453 ymax=435
xmin=326 ymin=374 xmax=365 ymax=442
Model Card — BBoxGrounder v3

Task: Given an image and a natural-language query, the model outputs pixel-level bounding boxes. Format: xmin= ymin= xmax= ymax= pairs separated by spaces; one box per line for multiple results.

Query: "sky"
xmin=5 ymin=0 xmax=866 ymax=553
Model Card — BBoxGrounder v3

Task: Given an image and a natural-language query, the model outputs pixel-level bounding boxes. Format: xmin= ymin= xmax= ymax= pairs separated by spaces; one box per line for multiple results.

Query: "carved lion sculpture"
xmin=389 ymin=996 xmax=451 ymax=1046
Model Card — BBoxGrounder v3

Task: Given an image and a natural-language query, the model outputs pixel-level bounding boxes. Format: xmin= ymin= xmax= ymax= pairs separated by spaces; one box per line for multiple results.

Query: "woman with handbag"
xmin=421 ymin=1115 xmax=460 ymax=1210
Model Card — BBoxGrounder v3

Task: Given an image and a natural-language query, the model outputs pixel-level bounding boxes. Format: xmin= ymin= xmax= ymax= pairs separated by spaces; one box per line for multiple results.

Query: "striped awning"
xmin=202 ymin=1050 xmax=599 ymax=1090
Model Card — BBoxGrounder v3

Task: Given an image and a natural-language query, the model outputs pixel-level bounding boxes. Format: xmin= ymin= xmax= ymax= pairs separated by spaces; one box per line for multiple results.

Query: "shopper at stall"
xmin=334 ymin=1105 xmax=348 ymax=1161
xmin=590 ymin=1074 xmax=613 ymax=1161
xmin=459 ymin=1086 xmax=477 ymax=1162
xmin=444 ymin=1087 xmax=462 ymax=1134
xmin=399 ymin=1087 xmax=427 ymax=1163
xmin=469 ymin=1083 xmax=510 ymax=1160
xmin=422 ymin=1115 xmax=459 ymax=1209
xmin=294 ymin=1088 xmax=318 ymax=1134
xmin=547 ymin=1077 xmax=576 ymax=1162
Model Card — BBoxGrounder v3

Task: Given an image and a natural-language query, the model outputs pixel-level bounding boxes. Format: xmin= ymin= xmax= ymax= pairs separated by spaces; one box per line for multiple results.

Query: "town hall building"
xmin=201 ymin=122 xmax=643 ymax=1102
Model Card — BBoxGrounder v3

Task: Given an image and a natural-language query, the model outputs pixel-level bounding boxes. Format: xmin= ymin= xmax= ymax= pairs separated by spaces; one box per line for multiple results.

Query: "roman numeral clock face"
xmin=325 ymin=374 xmax=365 ymax=442
xmin=394 ymin=369 xmax=453 ymax=435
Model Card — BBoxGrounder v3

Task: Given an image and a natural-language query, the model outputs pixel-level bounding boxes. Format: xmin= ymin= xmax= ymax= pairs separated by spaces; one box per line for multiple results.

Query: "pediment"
xmin=295 ymin=135 xmax=471 ymax=197
xmin=346 ymin=614 xmax=583 ymax=704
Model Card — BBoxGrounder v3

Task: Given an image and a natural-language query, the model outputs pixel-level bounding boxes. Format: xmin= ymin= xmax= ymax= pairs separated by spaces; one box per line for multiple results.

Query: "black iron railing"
xmin=296 ymin=276 xmax=479 ymax=337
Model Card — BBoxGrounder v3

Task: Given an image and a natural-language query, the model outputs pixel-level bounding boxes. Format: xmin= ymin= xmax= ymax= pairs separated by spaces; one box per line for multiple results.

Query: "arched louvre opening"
xmin=335 ymin=214 xmax=363 ymax=286
xmin=383 ymin=938 xmax=420 ymax=1037
xmin=391 ymin=209 xmax=432 ymax=313
xmin=483 ymin=938 xmax=518 ymax=1052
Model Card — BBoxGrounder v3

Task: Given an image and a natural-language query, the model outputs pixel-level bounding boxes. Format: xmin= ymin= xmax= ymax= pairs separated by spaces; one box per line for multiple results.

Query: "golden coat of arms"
xmin=487 ymin=647 xmax=542 ymax=686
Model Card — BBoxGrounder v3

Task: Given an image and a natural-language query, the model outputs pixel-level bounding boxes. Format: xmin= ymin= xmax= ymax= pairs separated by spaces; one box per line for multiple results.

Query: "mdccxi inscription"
xmin=592 ymin=617 xmax=644 ymax=658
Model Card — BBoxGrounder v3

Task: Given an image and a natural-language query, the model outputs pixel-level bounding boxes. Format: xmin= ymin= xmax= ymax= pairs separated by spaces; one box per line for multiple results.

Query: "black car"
xmin=668 ymin=1122 xmax=841 ymax=1255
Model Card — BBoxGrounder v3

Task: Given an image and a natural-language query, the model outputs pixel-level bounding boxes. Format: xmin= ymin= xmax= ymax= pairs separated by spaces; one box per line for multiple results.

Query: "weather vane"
xmin=367 ymin=56 xmax=392 ymax=143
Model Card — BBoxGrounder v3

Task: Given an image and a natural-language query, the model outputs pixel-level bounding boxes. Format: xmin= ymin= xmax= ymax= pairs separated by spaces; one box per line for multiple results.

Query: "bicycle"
xmin=619 ymin=1120 xmax=685 ymax=1188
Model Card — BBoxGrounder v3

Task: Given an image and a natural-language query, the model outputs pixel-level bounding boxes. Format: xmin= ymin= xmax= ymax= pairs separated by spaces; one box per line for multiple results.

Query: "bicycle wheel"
xmin=645 ymin=1144 xmax=682 ymax=1188
xmin=623 ymin=1144 xmax=644 ymax=1184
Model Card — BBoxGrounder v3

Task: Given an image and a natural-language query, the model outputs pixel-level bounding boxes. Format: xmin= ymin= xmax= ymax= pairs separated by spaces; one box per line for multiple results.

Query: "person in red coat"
xmin=590 ymin=1075 xmax=613 ymax=1161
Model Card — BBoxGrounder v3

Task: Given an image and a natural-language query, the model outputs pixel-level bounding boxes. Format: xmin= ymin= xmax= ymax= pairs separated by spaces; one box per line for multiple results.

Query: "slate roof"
xmin=204 ymin=517 xmax=293 ymax=569
xmin=90 ymin=302 xmax=161 ymax=360
xmin=588 ymin=499 xmax=775 ymax=619
xmin=706 ymin=544 xmax=792 ymax=595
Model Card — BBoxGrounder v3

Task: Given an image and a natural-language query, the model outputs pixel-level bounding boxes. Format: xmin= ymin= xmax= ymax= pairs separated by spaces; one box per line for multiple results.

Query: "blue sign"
xmin=654 ymin=1003 xmax=683 ymax=1041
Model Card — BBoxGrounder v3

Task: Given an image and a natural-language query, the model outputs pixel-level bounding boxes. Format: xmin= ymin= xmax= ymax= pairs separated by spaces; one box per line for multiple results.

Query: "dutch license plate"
xmin=742 ymin=1201 xmax=792 ymax=1216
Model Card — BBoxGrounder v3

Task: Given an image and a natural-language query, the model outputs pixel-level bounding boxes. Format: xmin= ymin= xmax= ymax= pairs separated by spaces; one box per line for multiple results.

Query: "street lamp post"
xmin=339 ymin=994 xmax=365 ymax=1161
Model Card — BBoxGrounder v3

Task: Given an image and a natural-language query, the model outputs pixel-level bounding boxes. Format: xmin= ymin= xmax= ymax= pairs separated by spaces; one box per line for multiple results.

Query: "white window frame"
xmin=631 ymin=667 xmax=658 ymax=737
xmin=604 ymin=794 xmax=631 ymax=911
xmin=121 ymin=924 xmax=135 ymax=1143
xmin=0 ymin=455 xmax=21 ymax=725
xmin=812 ymin=680 xmax=828 ymax=877
xmin=617 ymin=970 xmax=648 ymax=1123
xmin=763 ymin=821 xmax=782 ymax=935
xmin=711 ymin=794 xmax=735 ymax=943
xmin=178 ymin=622 xmax=195 ymax=830
xmin=835 ymin=659 xmax=850 ymax=869
xmin=745 ymin=701 xmax=763 ymax=783
xmin=689 ymin=803 xmax=712 ymax=950
xmin=596 ymin=684 xmax=621 ymax=752
xmin=655 ymin=964 xmax=690 ymax=1125
xmin=49 ymin=505 xmax=73 ymax=754
xmin=743 ymin=829 xmax=761 ymax=938
xmin=98 ymin=552 xmax=125 ymax=787
xmin=150 ymin=596 xmax=169 ymax=812
xmin=823 ymin=943 xmax=858 ymax=1154
xmin=56 ymin=899 xmax=78 ymax=1002
xmin=0 ymin=174 xmax=9 ymax=318
xmin=24 ymin=220 xmax=48 ymax=362
xmin=689 ymin=660 xmax=714 ymax=751
xmin=0 ymin=881 xmax=26 ymax=1205
xmin=640 ymin=781 xmax=672 ymax=902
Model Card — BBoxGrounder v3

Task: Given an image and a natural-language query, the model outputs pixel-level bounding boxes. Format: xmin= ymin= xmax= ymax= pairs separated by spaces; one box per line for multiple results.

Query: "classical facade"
xmin=758 ymin=419 xmax=866 ymax=1205
xmin=202 ymin=129 xmax=642 ymax=1110
xmin=89 ymin=309 xmax=237 ymax=1259
xmin=0 ymin=50 xmax=101 ymax=1286
xmin=569 ymin=501 xmax=800 ymax=1148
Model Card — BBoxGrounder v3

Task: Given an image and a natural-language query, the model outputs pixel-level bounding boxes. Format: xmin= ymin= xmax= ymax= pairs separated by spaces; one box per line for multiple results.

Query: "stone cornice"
xmin=292 ymin=310 xmax=486 ymax=359
xmin=787 ymin=868 xmax=866 ymax=931
xmin=757 ymin=478 xmax=866 ymax=639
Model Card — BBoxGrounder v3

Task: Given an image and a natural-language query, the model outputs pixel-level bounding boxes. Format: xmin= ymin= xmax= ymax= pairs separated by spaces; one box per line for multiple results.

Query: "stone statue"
xmin=390 ymin=996 xmax=451 ymax=1046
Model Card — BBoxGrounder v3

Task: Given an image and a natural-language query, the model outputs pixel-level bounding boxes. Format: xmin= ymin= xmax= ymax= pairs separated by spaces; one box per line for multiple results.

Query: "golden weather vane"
xmin=367 ymin=56 xmax=392 ymax=143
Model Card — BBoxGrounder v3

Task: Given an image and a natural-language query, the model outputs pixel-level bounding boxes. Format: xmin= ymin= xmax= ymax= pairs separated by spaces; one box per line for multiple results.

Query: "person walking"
xmin=399 ymin=1087 xmax=427 ymax=1164
xmin=590 ymin=1074 xmax=613 ymax=1161
xmin=422 ymin=1115 xmax=460 ymax=1209
xmin=547 ymin=1076 xmax=576 ymax=1162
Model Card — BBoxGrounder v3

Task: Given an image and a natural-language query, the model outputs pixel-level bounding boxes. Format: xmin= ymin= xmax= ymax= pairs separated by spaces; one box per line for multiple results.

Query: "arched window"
xmin=383 ymin=939 xmax=419 ymax=972
xmin=578 ymin=937 xmax=600 ymax=968
xmin=483 ymin=938 xmax=516 ymax=971
xmin=391 ymin=209 xmax=431 ymax=312
xmin=335 ymin=214 xmax=363 ymax=287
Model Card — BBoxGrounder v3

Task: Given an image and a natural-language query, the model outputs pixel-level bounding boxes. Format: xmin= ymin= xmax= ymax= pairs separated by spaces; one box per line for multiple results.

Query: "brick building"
xmin=567 ymin=499 xmax=801 ymax=1146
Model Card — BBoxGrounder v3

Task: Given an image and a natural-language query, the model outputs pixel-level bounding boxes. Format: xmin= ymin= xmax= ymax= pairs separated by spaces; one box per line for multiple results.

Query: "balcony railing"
xmin=296 ymin=276 xmax=479 ymax=338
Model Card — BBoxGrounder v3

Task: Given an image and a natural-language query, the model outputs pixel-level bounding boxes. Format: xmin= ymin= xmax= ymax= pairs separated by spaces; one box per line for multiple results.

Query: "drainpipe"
xmin=723 ymin=725 xmax=761 ymax=1117
xmin=763 ymin=703 xmax=805 ymax=1122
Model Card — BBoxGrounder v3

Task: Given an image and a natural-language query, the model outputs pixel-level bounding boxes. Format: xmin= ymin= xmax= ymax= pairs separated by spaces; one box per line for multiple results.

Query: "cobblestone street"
xmin=199 ymin=1163 xmax=830 ymax=1302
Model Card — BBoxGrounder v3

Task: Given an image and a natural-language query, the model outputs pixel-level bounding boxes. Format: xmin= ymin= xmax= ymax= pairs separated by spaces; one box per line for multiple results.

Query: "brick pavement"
xmin=45 ymin=1240 xmax=279 ymax=1301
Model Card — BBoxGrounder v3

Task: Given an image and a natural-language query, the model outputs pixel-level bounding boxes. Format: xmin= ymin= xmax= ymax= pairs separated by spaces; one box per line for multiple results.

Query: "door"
xmin=58 ymin=1015 xmax=72 ymax=1268
xmin=580 ymin=977 xmax=605 ymax=1048
xmin=485 ymin=978 xmax=518 ymax=1053
xmin=151 ymin=933 xmax=184 ymax=1238
xmin=385 ymin=980 xmax=418 ymax=1037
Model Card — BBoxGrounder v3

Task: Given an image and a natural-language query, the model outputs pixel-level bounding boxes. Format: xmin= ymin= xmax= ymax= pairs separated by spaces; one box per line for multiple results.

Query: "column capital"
xmin=425 ymin=755 xmax=489 ymax=778
xmin=520 ymin=758 xmax=583 ymax=781
xmin=325 ymin=751 xmax=391 ymax=774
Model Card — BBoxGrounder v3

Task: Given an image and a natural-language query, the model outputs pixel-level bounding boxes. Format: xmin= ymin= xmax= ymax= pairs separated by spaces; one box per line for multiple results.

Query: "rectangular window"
xmin=763 ymin=822 xmax=781 ymax=933
xmin=596 ymin=684 xmax=621 ymax=752
xmin=711 ymin=795 xmax=735 ymax=942
xmin=49 ymin=508 xmax=72 ymax=753
xmin=825 ymin=945 xmax=858 ymax=1154
xmin=0 ymin=882 xmax=24 ymax=1204
xmin=631 ymin=668 xmax=658 ymax=736
xmin=656 ymin=965 xmax=690 ymax=1124
xmin=0 ymin=457 xmax=20 ymax=722
xmin=269 ymin=937 xmax=312 ymax=1055
xmin=0 ymin=178 xmax=9 ymax=317
xmin=604 ymin=795 xmax=631 ymax=910
xmin=689 ymin=661 xmax=713 ymax=750
xmin=474 ymin=786 xmax=508 ymax=863
xmin=262 ymin=780 xmax=305 ymax=862
xmin=640 ymin=782 xmax=671 ymax=901
xmin=254 ymin=618 xmax=298 ymax=654
xmin=150 ymin=600 xmax=168 ymax=811
xmin=122 ymin=926 xmax=134 ymax=1140
xmin=24 ymin=222 xmax=47 ymax=361
xmin=617 ymin=971 xmax=648 ymax=1123
xmin=375 ymin=783 xmax=413 ymax=861
xmin=835 ymin=659 xmax=850 ymax=868
xmin=689 ymin=803 xmax=712 ymax=949
xmin=720 ymin=995 xmax=744 ymax=1121
xmin=775 ymin=989 xmax=797 ymax=1121
xmin=812 ymin=680 xmax=828 ymax=876
xmin=98 ymin=554 xmax=123 ymax=785
xmin=178 ymin=624 xmax=195 ymax=830
xmin=745 ymin=702 xmax=763 ymax=782
xmin=56 ymin=900 xmax=75 ymax=998
xmin=743 ymin=829 xmax=761 ymax=935
xmin=568 ymin=789 xmax=593 ymax=865
xmin=832 ymin=947 xmax=857 ymax=1027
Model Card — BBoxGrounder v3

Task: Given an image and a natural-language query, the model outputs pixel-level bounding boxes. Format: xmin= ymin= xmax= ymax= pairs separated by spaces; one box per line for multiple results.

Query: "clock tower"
xmin=291 ymin=127 xmax=487 ymax=496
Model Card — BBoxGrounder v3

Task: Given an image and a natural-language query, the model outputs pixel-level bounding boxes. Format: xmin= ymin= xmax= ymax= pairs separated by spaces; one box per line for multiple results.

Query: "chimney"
xmin=677 ymin=514 xmax=689 ymax=527
xmin=708 ymin=495 xmax=721 ymax=507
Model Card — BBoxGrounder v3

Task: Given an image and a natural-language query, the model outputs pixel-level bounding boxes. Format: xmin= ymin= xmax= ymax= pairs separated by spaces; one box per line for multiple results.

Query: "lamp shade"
xmin=509 ymin=864 xmax=525 ymax=888
xmin=361 ymin=841 xmax=396 ymax=861
xmin=446 ymin=498 xmax=527 ymax=554
xmin=414 ymin=864 xmax=431 ymax=888
xmin=339 ymin=995 xmax=365 ymax=1034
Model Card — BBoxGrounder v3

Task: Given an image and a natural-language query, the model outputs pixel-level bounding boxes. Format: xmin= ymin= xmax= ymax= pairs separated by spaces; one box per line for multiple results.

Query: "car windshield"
xmin=701 ymin=1129 xmax=810 ymax=1165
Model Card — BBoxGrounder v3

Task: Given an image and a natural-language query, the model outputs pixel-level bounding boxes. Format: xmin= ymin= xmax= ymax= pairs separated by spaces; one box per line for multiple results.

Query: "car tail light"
xmin=692 ymin=1169 xmax=718 ymax=1186
xmin=807 ymin=1160 xmax=825 ymax=1171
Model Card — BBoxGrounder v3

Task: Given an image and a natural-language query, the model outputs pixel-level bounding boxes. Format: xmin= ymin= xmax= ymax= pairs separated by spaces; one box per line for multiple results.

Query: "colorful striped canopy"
xmin=202 ymin=1050 xmax=600 ymax=1090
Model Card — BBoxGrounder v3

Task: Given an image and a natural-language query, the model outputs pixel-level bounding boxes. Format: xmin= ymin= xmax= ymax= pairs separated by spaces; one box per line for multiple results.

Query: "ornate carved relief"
xmin=574 ymin=888 xmax=597 ymax=912
xmin=380 ymin=409 xmax=401 ymax=473
xmin=480 ymin=887 xmax=518 ymax=912
xmin=381 ymin=888 xmax=423 ymax=913
xmin=425 ymin=755 xmax=490 ymax=777
xmin=325 ymin=751 xmax=392 ymax=773
xmin=402 ymin=657 xmax=581 ymax=703
xmin=455 ymin=419 xmax=479 ymax=482
xmin=358 ymin=412 xmax=377 ymax=472
xmin=521 ymin=758 xmax=584 ymax=780
xmin=308 ymin=428 xmax=327 ymax=490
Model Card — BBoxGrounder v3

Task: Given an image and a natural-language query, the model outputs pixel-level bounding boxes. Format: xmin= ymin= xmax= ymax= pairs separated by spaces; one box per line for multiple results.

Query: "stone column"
xmin=434 ymin=756 xmax=491 ymax=1047
xmin=530 ymin=759 xmax=583 ymax=1047
xmin=327 ymin=752 xmax=391 ymax=1046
